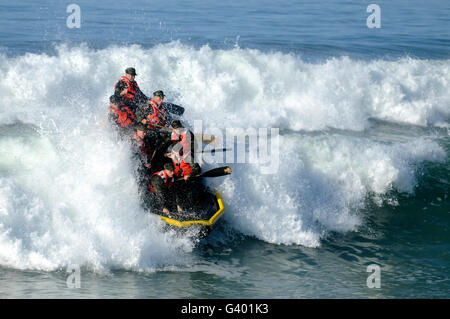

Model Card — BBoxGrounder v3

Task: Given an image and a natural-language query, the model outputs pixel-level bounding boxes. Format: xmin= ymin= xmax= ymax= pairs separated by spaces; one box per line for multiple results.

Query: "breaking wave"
xmin=0 ymin=42 xmax=448 ymax=270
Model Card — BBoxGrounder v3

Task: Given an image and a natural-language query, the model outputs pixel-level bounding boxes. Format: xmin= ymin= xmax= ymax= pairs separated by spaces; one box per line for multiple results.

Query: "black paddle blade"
xmin=162 ymin=102 xmax=185 ymax=116
xmin=196 ymin=148 xmax=232 ymax=154
xmin=200 ymin=166 xmax=232 ymax=178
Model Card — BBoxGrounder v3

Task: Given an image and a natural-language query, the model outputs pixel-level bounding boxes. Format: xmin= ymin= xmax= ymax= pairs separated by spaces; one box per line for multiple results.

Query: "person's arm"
xmin=135 ymin=105 xmax=154 ymax=124
xmin=114 ymin=80 xmax=129 ymax=98
xmin=174 ymin=157 xmax=191 ymax=181
xmin=141 ymin=139 xmax=154 ymax=168
xmin=181 ymin=155 xmax=200 ymax=180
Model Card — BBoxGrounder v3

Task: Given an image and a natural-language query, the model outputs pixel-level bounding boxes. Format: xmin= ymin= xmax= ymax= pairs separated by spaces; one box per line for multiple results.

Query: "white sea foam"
xmin=0 ymin=43 xmax=447 ymax=270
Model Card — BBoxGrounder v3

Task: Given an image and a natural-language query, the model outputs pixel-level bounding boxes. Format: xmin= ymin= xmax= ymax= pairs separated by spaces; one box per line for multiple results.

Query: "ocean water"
xmin=0 ymin=0 xmax=449 ymax=298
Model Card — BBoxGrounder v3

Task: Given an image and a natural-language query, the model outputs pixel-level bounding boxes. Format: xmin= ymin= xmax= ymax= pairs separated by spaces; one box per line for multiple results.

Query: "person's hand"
xmin=162 ymin=208 xmax=169 ymax=215
xmin=141 ymin=119 xmax=147 ymax=124
xmin=144 ymin=163 xmax=151 ymax=169
xmin=183 ymin=175 xmax=190 ymax=181
xmin=165 ymin=153 xmax=173 ymax=159
xmin=120 ymin=88 xmax=128 ymax=96
xmin=177 ymin=205 xmax=182 ymax=213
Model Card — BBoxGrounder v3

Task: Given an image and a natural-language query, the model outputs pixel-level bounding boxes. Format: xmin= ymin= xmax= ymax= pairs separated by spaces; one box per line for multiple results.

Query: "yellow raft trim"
xmin=159 ymin=191 xmax=225 ymax=228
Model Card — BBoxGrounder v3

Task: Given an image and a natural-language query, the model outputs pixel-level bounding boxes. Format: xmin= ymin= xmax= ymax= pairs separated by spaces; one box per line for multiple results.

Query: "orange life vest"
xmin=109 ymin=105 xmax=136 ymax=128
xmin=146 ymin=99 xmax=166 ymax=128
xmin=170 ymin=145 xmax=194 ymax=177
xmin=173 ymin=160 xmax=193 ymax=177
xmin=115 ymin=76 xmax=139 ymax=102
xmin=148 ymin=170 xmax=174 ymax=193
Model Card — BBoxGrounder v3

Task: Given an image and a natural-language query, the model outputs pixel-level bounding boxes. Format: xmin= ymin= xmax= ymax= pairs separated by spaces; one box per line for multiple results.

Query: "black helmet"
xmin=125 ymin=67 xmax=137 ymax=76
xmin=164 ymin=162 xmax=174 ymax=171
xmin=153 ymin=90 xmax=165 ymax=99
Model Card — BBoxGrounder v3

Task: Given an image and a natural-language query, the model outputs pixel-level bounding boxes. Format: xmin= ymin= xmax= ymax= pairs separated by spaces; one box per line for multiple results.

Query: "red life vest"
xmin=146 ymin=100 xmax=166 ymax=128
xmin=148 ymin=170 xmax=174 ymax=193
xmin=174 ymin=160 xmax=193 ymax=177
xmin=115 ymin=76 xmax=139 ymax=102
xmin=109 ymin=105 xmax=136 ymax=128
xmin=171 ymin=128 xmax=191 ymax=157
xmin=170 ymin=145 xmax=193 ymax=177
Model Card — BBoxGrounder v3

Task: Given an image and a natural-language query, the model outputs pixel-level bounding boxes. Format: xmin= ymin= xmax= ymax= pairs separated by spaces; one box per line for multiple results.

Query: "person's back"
xmin=109 ymin=95 xmax=136 ymax=128
xmin=108 ymin=95 xmax=136 ymax=138
xmin=165 ymin=122 xmax=202 ymax=212
xmin=168 ymin=120 xmax=199 ymax=180
xmin=148 ymin=163 xmax=176 ymax=215
xmin=130 ymin=124 xmax=155 ymax=190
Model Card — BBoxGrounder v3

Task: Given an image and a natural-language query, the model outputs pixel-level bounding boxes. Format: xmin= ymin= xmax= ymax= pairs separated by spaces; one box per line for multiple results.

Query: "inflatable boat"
xmin=149 ymin=189 xmax=225 ymax=237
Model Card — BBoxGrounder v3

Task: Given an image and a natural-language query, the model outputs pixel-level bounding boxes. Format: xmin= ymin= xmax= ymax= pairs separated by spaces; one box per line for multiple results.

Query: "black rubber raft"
xmin=149 ymin=188 xmax=225 ymax=237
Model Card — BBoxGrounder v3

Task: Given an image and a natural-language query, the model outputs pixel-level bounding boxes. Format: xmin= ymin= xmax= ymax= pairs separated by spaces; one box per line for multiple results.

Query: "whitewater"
xmin=0 ymin=43 xmax=448 ymax=272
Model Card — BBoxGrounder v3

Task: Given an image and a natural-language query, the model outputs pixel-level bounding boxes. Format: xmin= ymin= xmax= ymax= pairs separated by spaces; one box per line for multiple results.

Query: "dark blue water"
xmin=0 ymin=0 xmax=449 ymax=298
xmin=1 ymin=0 xmax=449 ymax=59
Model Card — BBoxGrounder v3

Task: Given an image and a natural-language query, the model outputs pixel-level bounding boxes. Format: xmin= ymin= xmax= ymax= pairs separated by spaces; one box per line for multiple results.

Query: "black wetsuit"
xmin=149 ymin=174 xmax=176 ymax=212
xmin=173 ymin=162 xmax=202 ymax=211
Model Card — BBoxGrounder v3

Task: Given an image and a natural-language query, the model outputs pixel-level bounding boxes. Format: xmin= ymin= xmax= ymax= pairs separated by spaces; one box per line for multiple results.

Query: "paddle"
xmin=162 ymin=102 xmax=185 ymax=116
xmin=198 ymin=166 xmax=232 ymax=178
xmin=195 ymin=148 xmax=232 ymax=154
xmin=149 ymin=122 xmax=219 ymax=145
xmin=175 ymin=166 xmax=232 ymax=182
